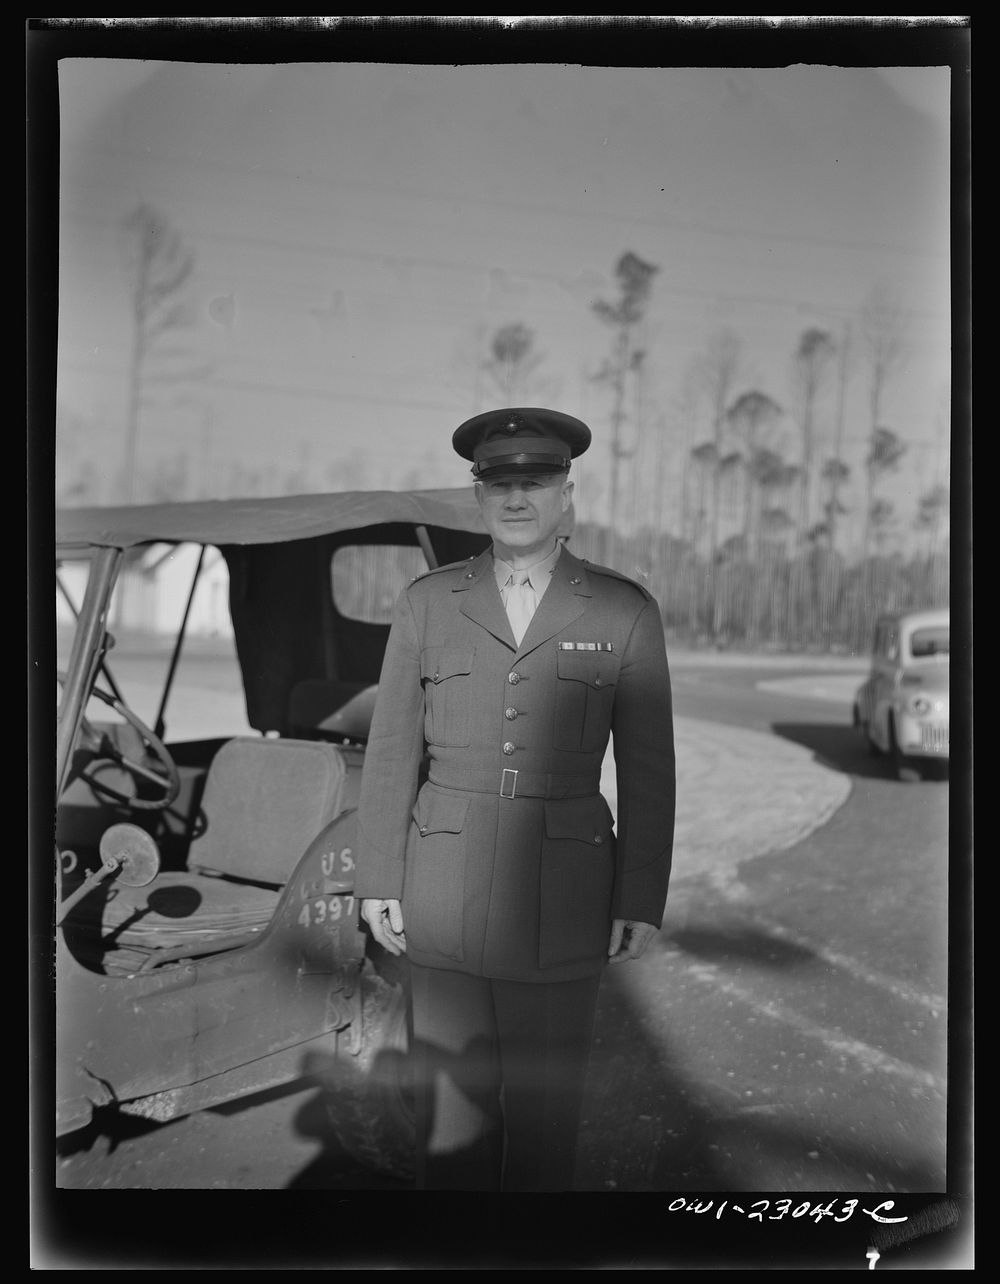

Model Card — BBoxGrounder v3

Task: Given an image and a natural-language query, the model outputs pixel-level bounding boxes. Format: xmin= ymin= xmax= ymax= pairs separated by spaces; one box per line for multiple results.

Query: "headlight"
xmin=909 ymin=695 xmax=932 ymax=716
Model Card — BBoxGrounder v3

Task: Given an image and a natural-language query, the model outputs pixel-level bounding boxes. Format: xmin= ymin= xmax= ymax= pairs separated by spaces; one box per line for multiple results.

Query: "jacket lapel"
xmin=455 ymin=549 xmax=517 ymax=649
xmin=515 ymin=547 xmax=591 ymax=658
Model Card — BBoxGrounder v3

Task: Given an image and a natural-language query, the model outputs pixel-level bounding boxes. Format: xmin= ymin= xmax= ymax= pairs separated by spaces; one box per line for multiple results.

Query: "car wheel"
xmin=322 ymin=961 xmax=416 ymax=1182
xmin=854 ymin=705 xmax=879 ymax=755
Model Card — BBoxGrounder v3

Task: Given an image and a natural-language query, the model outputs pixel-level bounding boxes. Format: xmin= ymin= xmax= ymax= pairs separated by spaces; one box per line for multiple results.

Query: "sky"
xmin=46 ymin=19 xmax=966 ymax=552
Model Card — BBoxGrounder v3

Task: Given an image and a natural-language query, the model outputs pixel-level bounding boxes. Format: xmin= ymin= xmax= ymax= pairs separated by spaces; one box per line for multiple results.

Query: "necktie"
xmin=505 ymin=571 xmax=537 ymax=647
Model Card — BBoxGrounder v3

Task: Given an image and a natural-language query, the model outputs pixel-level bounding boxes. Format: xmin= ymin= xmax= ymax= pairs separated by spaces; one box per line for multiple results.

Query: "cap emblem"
xmin=451 ymin=407 xmax=591 ymax=479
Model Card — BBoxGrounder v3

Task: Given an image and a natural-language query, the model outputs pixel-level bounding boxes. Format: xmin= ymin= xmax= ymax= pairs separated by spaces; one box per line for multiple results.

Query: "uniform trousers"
xmin=408 ymin=960 xmax=602 ymax=1191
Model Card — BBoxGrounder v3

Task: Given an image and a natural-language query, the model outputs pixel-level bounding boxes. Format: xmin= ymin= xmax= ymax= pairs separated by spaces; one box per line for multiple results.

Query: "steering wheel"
xmin=59 ymin=674 xmax=181 ymax=811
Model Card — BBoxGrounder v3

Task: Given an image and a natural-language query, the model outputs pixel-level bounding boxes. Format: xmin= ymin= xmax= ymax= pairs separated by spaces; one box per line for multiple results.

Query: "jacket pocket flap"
xmin=555 ymin=649 xmax=621 ymax=689
xmin=413 ymin=789 xmax=471 ymax=836
xmin=544 ymin=796 xmax=615 ymax=844
xmin=421 ymin=647 xmax=475 ymax=683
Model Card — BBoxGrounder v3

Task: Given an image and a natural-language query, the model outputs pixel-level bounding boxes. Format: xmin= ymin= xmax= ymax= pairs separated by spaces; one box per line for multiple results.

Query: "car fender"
xmin=56 ymin=806 xmax=369 ymax=1132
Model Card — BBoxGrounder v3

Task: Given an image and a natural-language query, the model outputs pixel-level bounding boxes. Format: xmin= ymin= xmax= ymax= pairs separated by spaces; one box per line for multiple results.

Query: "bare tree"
xmin=816 ymin=457 xmax=853 ymax=633
xmin=915 ymin=482 xmax=950 ymax=562
xmin=726 ymin=390 xmax=783 ymax=556
xmin=687 ymin=329 xmax=743 ymax=636
xmin=858 ymin=281 xmax=910 ymax=551
xmin=823 ymin=319 xmax=853 ymax=553
xmin=591 ymin=251 xmax=660 ymax=546
xmin=695 ymin=330 xmax=742 ymax=565
xmin=791 ymin=327 xmax=837 ymax=544
xmin=56 ymin=404 xmax=103 ymax=506
xmin=820 ymin=458 xmax=851 ymax=539
xmin=669 ymin=357 xmax=710 ymax=549
xmin=759 ymin=504 xmax=796 ymax=548
xmin=119 ymin=204 xmax=204 ymax=504
xmin=860 ymin=281 xmax=910 ymax=436
xmin=688 ymin=441 xmax=718 ymax=562
xmin=863 ymin=426 xmax=908 ymax=554
xmin=787 ymin=328 xmax=837 ymax=642
xmin=914 ymin=481 xmax=950 ymax=607
xmin=868 ymin=497 xmax=898 ymax=553
xmin=482 ymin=322 xmax=545 ymax=404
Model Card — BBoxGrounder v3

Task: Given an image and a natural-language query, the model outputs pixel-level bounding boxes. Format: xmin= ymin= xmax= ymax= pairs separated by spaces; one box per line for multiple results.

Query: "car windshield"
xmin=909 ymin=625 xmax=949 ymax=659
xmin=57 ymin=543 xmax=252 ymax=742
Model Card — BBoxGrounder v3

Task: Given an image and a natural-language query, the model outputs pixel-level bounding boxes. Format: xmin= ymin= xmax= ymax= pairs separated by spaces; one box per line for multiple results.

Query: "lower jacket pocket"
xmin=538 ymin=795 xmax=616 ymax=970
xmin=403 ymin=787 xmax=470 ymax=963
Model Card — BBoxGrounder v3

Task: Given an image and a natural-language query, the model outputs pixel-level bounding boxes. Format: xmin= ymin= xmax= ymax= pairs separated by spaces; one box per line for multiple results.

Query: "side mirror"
xmin=99 ymin=823 xmax=161 ymax=887
xmin=56 ymin=824 xmax=161 ymax=926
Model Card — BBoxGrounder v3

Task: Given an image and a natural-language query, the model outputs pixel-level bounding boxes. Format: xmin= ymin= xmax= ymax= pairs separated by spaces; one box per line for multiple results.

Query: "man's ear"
xmin=562 ymin=479 xmax=574 ymax=510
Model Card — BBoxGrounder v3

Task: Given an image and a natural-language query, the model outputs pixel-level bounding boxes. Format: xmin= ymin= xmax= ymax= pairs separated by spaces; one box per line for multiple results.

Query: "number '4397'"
xmin=298 ymin=895 xmax=356 ymax=929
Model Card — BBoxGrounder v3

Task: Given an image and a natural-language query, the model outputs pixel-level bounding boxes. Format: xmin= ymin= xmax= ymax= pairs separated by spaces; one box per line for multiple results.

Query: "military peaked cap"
xmin=453 ymin=407 xmax=591 ymax=479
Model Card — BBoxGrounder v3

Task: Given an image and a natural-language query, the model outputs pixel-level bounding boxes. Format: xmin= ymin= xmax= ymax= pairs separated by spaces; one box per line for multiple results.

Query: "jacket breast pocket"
xmin=420 ymin=647 xmax=475 ymax=747
xmin=539 ymin=795 xmax=616 ymax=970
xmin=552 ymin=649 xmax=621 ymax=753
xmin=403 ymin=787 xmax=470 ymax=963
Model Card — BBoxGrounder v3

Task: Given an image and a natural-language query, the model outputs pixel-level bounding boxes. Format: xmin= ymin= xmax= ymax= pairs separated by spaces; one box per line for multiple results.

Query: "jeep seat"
xmin=70 ymin=736 xmax=357 ymax=969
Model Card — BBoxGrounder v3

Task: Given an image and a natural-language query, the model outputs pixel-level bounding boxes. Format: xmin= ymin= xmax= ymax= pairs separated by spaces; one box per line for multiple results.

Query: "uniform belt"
xmin=428 ymin=767 xmax=601 ymax=800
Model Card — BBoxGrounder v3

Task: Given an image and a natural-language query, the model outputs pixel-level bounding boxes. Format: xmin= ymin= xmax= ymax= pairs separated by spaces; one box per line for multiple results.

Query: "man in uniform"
xmin=356 ymin=407 xmax=675 ymax=1191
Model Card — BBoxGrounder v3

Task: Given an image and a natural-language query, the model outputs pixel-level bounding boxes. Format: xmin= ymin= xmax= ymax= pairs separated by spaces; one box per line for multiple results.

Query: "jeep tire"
xmin=325 ymin=960 xmax=416 ymax=1182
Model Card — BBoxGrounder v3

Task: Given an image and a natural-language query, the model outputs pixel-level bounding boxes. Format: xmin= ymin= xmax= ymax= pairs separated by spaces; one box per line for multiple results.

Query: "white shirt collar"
xmin=493 ymin=541 xmax=562 ymax=592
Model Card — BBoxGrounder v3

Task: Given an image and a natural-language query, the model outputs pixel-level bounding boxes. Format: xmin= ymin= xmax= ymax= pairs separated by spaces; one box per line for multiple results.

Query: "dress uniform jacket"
xmin=354 ymin=544 xmax=676 ymax=984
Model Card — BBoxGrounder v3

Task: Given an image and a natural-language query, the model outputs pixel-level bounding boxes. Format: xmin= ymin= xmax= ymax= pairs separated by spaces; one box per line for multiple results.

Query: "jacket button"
xmin=465 ymin=571 xmax=475 ymax=579
xmin=504 ymin=707 xmax=518 ymax=720
xmin=594 ymin=834 xmax=603 ymax=844
xmin=502 ymin=742 xmax=516 ymax=755
xmin=419 ymin=825 xmax=428 ymax=835
xmin=570 ymin=576 xmax=582 ymax=585
xmin=508 ymin=671 xmax=520 ymax=684
xmin=594 ymin=677 xmax=602 ymax=687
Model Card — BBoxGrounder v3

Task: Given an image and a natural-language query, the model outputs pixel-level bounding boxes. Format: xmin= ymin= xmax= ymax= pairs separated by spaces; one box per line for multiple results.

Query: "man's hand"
xmin=608 ymin=918 xmax=658 ymax=964
xmin=361 ymin=898 xmax=407 ymax=955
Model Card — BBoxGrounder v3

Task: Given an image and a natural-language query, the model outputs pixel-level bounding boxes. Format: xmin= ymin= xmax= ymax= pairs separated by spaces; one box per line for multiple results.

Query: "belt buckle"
xmin=500 ymin=768 xmax=518 ymax=799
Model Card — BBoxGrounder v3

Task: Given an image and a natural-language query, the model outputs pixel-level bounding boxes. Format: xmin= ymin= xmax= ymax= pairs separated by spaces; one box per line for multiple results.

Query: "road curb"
xmin=602 ymin=716 xmax=851 ymax=888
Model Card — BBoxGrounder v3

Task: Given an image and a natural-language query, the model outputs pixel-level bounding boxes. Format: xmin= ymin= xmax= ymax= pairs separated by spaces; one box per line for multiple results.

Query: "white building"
xmin=56 ymin=543 xmax=235 ymax=639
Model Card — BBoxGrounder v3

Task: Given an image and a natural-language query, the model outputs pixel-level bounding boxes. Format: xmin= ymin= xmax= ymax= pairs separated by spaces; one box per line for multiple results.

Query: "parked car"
xmin=52 ymin=487 xmax=573 ymax=1179
xmin=852 ymin=607 xmax=949 ymax=780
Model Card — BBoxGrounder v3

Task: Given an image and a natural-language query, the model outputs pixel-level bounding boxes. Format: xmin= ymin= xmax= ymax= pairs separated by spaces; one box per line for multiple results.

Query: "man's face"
xmin=475 ymin=472 xmax=573 ymax=559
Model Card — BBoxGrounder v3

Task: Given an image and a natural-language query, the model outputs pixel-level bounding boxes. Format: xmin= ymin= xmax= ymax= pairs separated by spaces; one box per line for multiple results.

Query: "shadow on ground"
xmin=668 ymin=922 xmax=816 ymax=969
xmin=771 ymin=720 xmax=948 ymax=783
xmin=576 ymin=947 xmax=945 ymax=1194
